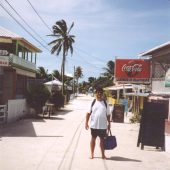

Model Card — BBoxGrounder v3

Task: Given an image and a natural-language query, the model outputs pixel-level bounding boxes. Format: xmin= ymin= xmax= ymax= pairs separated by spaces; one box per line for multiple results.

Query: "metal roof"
xmin=139 ymin=41 xmax=170 ymax=57
xmin=104 ymin=84 xmax=133 ymax=91
xmin=0 ymin=26 xmax=42 ymax=52
xmin=0 ymin=26 xmax=21 ymax=38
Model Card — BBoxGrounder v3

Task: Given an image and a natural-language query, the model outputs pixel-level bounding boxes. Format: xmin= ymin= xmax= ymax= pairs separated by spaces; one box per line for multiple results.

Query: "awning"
xmin=44 ymin=79 xmax=62 ymax=86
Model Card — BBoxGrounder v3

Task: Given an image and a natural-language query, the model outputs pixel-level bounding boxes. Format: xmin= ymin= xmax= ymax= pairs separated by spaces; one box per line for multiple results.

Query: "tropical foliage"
xmin=52 ymin=70 xmax=61 ymax=81
xmin=48 ymin=19 xmax=75 ymax=94
xmin=48 ymin=91 xmax=65 ymax=109
xmin=36 ymin=66 xmax=49 ymax=81
xmin=102 ymin=60 xmax=115 ymax=81
xmin=26 ymin=84 xmax=50 ymax=115
xmin=75 ymin=66 xmax=83 ymax=94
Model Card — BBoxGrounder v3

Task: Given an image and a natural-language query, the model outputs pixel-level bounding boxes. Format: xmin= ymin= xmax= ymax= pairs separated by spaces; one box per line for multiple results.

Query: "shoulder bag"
xmin=104 ymin=129 xmax=117 ymax=150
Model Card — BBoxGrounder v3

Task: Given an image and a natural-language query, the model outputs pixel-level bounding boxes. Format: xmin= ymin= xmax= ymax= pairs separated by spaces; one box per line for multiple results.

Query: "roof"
xmin=104 ymin=84 xmax=133 ymax=91
xmin=139 ymin=41 xmax=170 ymax=57
xmin=44 ymin=79 xmax=62 ymax=86
xmin=0 ymin=26 xmax=42 ymax=52
xmin=125 ymin=92 xmax=149 ymax=97
xmin=0 ymin=26 xmax=21 ymax=38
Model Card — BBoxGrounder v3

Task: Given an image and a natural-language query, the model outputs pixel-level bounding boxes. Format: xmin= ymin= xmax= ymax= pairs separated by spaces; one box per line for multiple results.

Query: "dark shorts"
xmin=91 ymin=128 xmax=107 ymax=138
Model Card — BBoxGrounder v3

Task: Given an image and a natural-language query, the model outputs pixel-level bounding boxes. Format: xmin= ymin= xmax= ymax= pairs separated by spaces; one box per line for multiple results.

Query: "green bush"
xmin=130 ymin=113 xmax=141 ymax=123
xmin=48 ymin=91 xmax=65 ymax=109
xmin=26 ymin=84 xmax=50 ymax=114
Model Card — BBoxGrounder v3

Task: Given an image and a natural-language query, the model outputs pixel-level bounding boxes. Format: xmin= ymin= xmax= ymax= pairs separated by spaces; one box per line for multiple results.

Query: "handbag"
xmin=104 ymin=129 xmax=117 ymax=150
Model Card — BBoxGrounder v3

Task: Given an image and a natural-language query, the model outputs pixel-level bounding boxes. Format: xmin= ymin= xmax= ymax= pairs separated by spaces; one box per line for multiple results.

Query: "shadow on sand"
xmin=55 ymin=109 xmax=73 ymax=116
xmin=0 ymin=116 xmax=64 ymax=138
xmin=106 ymin=156 xmax=141 ymax=162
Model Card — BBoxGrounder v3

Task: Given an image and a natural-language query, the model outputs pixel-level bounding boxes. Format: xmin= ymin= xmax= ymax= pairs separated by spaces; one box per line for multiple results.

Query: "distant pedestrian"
xmin=85 ymin=86 xmax=111 ymax=159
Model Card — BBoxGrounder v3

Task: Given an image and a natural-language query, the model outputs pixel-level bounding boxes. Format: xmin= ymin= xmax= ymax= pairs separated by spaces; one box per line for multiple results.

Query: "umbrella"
xmin=44 ymin=79 xmax=62 ymax=86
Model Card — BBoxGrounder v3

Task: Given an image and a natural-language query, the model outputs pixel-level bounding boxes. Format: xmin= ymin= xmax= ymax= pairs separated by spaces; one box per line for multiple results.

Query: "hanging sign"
xmin=0 ymin=50 xmax=8 ymax=56
xmin=115 ymin=59 xmax=151 ymax=83
xmin=0 ymin=58 xmax=9 ymax=66
xmin=165 ymin=68 xmax=170 ymax=87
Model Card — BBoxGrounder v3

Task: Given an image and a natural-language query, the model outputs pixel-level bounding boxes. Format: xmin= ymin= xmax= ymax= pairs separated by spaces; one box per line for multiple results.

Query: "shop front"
xmin=139 ymin=41 xmax=170 ymax=153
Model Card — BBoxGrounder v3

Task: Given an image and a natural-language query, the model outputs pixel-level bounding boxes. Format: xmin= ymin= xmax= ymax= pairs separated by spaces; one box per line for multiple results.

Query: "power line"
xmin=18 ymin=0 xmax=108 ymax=68
xmin=3 ymin=0 xmax=49 ymax=46
xmin=73 ymin=49 xmax=106 ymax=69
xmin=0 ymin=2 xmax=51 ymax=52
xmin=67 ymin=51 xmax=104 ymax=70
xmin=26 ymin=0 xmax=52 ymax=33
xmin=75 ymin=47 xmax=108 ymax=63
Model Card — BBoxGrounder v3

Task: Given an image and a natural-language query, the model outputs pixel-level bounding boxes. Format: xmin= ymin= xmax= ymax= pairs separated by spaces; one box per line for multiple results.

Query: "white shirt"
xmin=88 ymin=100 xmax=111 ymax=129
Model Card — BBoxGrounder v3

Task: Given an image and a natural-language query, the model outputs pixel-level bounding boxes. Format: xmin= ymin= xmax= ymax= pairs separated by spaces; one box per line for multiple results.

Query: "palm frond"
xmin=68 ymin=22 xmax=74 ymax=34
xmin=51 ymin=41 xmax=62 ymax=54
xmin=52 ymin=25 xmax=63 ymax=35
xmin=56 ymin=44 xmax=62 ymax=55
xmin=48 ymin=38 xmax=63 ymax=45
xmin=56 ymin=20 xmax=67 ymax=34
xmin=69 ymin=43 xmax=73 ymax=55
xmin=47 ymin=34 xmax=61 ymax=37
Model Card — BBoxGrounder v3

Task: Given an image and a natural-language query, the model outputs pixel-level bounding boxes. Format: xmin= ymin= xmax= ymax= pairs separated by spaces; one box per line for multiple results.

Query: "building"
xmin=0 ymin=26 xmax=41 ymax=122
xmin=139 ymin=41 xmax=170 ymax=94
xmin=139 ymin=41 xmax=170 ymax=153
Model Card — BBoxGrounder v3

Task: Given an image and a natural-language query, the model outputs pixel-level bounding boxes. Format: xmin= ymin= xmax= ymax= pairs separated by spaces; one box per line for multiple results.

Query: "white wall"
xmin=152 ymin=80 xmax=170 ymax=94
xmin=7 ymin=99 xmax=28 ymax=123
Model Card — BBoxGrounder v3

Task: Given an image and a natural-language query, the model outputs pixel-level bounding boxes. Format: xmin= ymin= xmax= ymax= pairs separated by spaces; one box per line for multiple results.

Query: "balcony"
xmin=0 ymin=54 xmax=36 ymax=72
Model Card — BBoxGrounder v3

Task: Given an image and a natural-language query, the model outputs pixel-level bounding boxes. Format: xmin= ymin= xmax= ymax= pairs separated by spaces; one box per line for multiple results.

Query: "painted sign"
xmin=115 ymin=59 xmax=151 ymax=82
xmin=165 ymin=68 xmax=170 ymax=87
xmin=0 ymin=50 xmax=8 ymax=56
xmin=0 ymin=58 xmax=9 ymax=66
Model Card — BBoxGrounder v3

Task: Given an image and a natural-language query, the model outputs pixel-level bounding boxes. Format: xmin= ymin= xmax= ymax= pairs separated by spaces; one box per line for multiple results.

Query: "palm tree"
xmin=36 ymin=66 xmax=49 ymax=81
xmin=75 ymin=66 xmax=83 ymax=94
xmin=52 ymin=70 xmax=61 ymax=81
xmin=48 ymin=19 xmax=75 ymax=94
xmin=102 ymin=60 xmax=115 ymax=80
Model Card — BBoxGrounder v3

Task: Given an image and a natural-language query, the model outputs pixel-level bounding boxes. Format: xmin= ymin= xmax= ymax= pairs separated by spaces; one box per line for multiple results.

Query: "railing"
xmin=152 ymin=77 xmax=165 ymax=81
xmin=0 ymin=54 xmax=36 ymax=71
xmin=152 ymin=78 xmax=170 ymax=94
xmin=0 ymin=105 xmax=7 ymax=124
xmin=9 ymin=54 xmax=36 ymax=71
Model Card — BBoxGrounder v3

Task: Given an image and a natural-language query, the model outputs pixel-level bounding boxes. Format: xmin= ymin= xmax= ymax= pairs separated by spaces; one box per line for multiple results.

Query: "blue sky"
xmin=0 ymin=0 xmax=170 ymax=81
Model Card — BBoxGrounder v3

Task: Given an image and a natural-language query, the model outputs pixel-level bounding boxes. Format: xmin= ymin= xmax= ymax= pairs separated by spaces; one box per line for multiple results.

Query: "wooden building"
xmin=0 ymin=26 xmax=41 ymax=104
xmin=0 ymin=26 xmax=41 ymax=123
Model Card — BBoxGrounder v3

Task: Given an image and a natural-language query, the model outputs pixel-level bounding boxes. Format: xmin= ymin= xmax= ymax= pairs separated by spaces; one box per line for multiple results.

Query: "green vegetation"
xmin=130 ymin=113 xmax=141 ymax=123
xmin=26 ymin=84 xmax=50 ymax=115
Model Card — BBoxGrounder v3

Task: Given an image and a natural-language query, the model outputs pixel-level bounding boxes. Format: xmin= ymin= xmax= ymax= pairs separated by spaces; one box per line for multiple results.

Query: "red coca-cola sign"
xmin=115 ymin=59 xmax=151 ymax=82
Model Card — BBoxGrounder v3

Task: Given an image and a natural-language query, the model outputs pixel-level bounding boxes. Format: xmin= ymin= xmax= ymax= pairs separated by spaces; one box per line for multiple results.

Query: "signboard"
xmin=137 ymin=101 xmax=166 ymax=150
xmin=0 ymin=50 xmax=9 ymax=56
xmin=112 ymin=104 xmax=125 ymax=123
xmin=115 ymin=59 xmax=151 ymax=83
xmin=165 ymin=68 xmax=170 ymax=87
xmin=0 ymin=58 xmax=9 ymax=66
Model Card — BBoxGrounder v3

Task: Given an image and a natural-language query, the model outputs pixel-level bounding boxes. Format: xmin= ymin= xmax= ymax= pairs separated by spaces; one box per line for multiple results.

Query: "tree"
xmin=93 ymin=76 xmax=112 ymax=88
xmin=102 ymin=60 xmax=115 ymax=81
xmin=52 ymin=70 xmax=61 ymax=81
xmin=48 ymin=19 xmax=75 ymax=94
xmin=75 ymin=66 xmax=83 ymax=94
xmin=36 ymin=66 xmax=49 ymax=81
xmin=26 ymin=84 xmax=50 ymax=115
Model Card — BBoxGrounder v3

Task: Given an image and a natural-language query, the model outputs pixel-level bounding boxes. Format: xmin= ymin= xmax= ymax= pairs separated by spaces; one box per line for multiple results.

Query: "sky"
xmin=0 ymin=0 xmax=170 ymax=82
